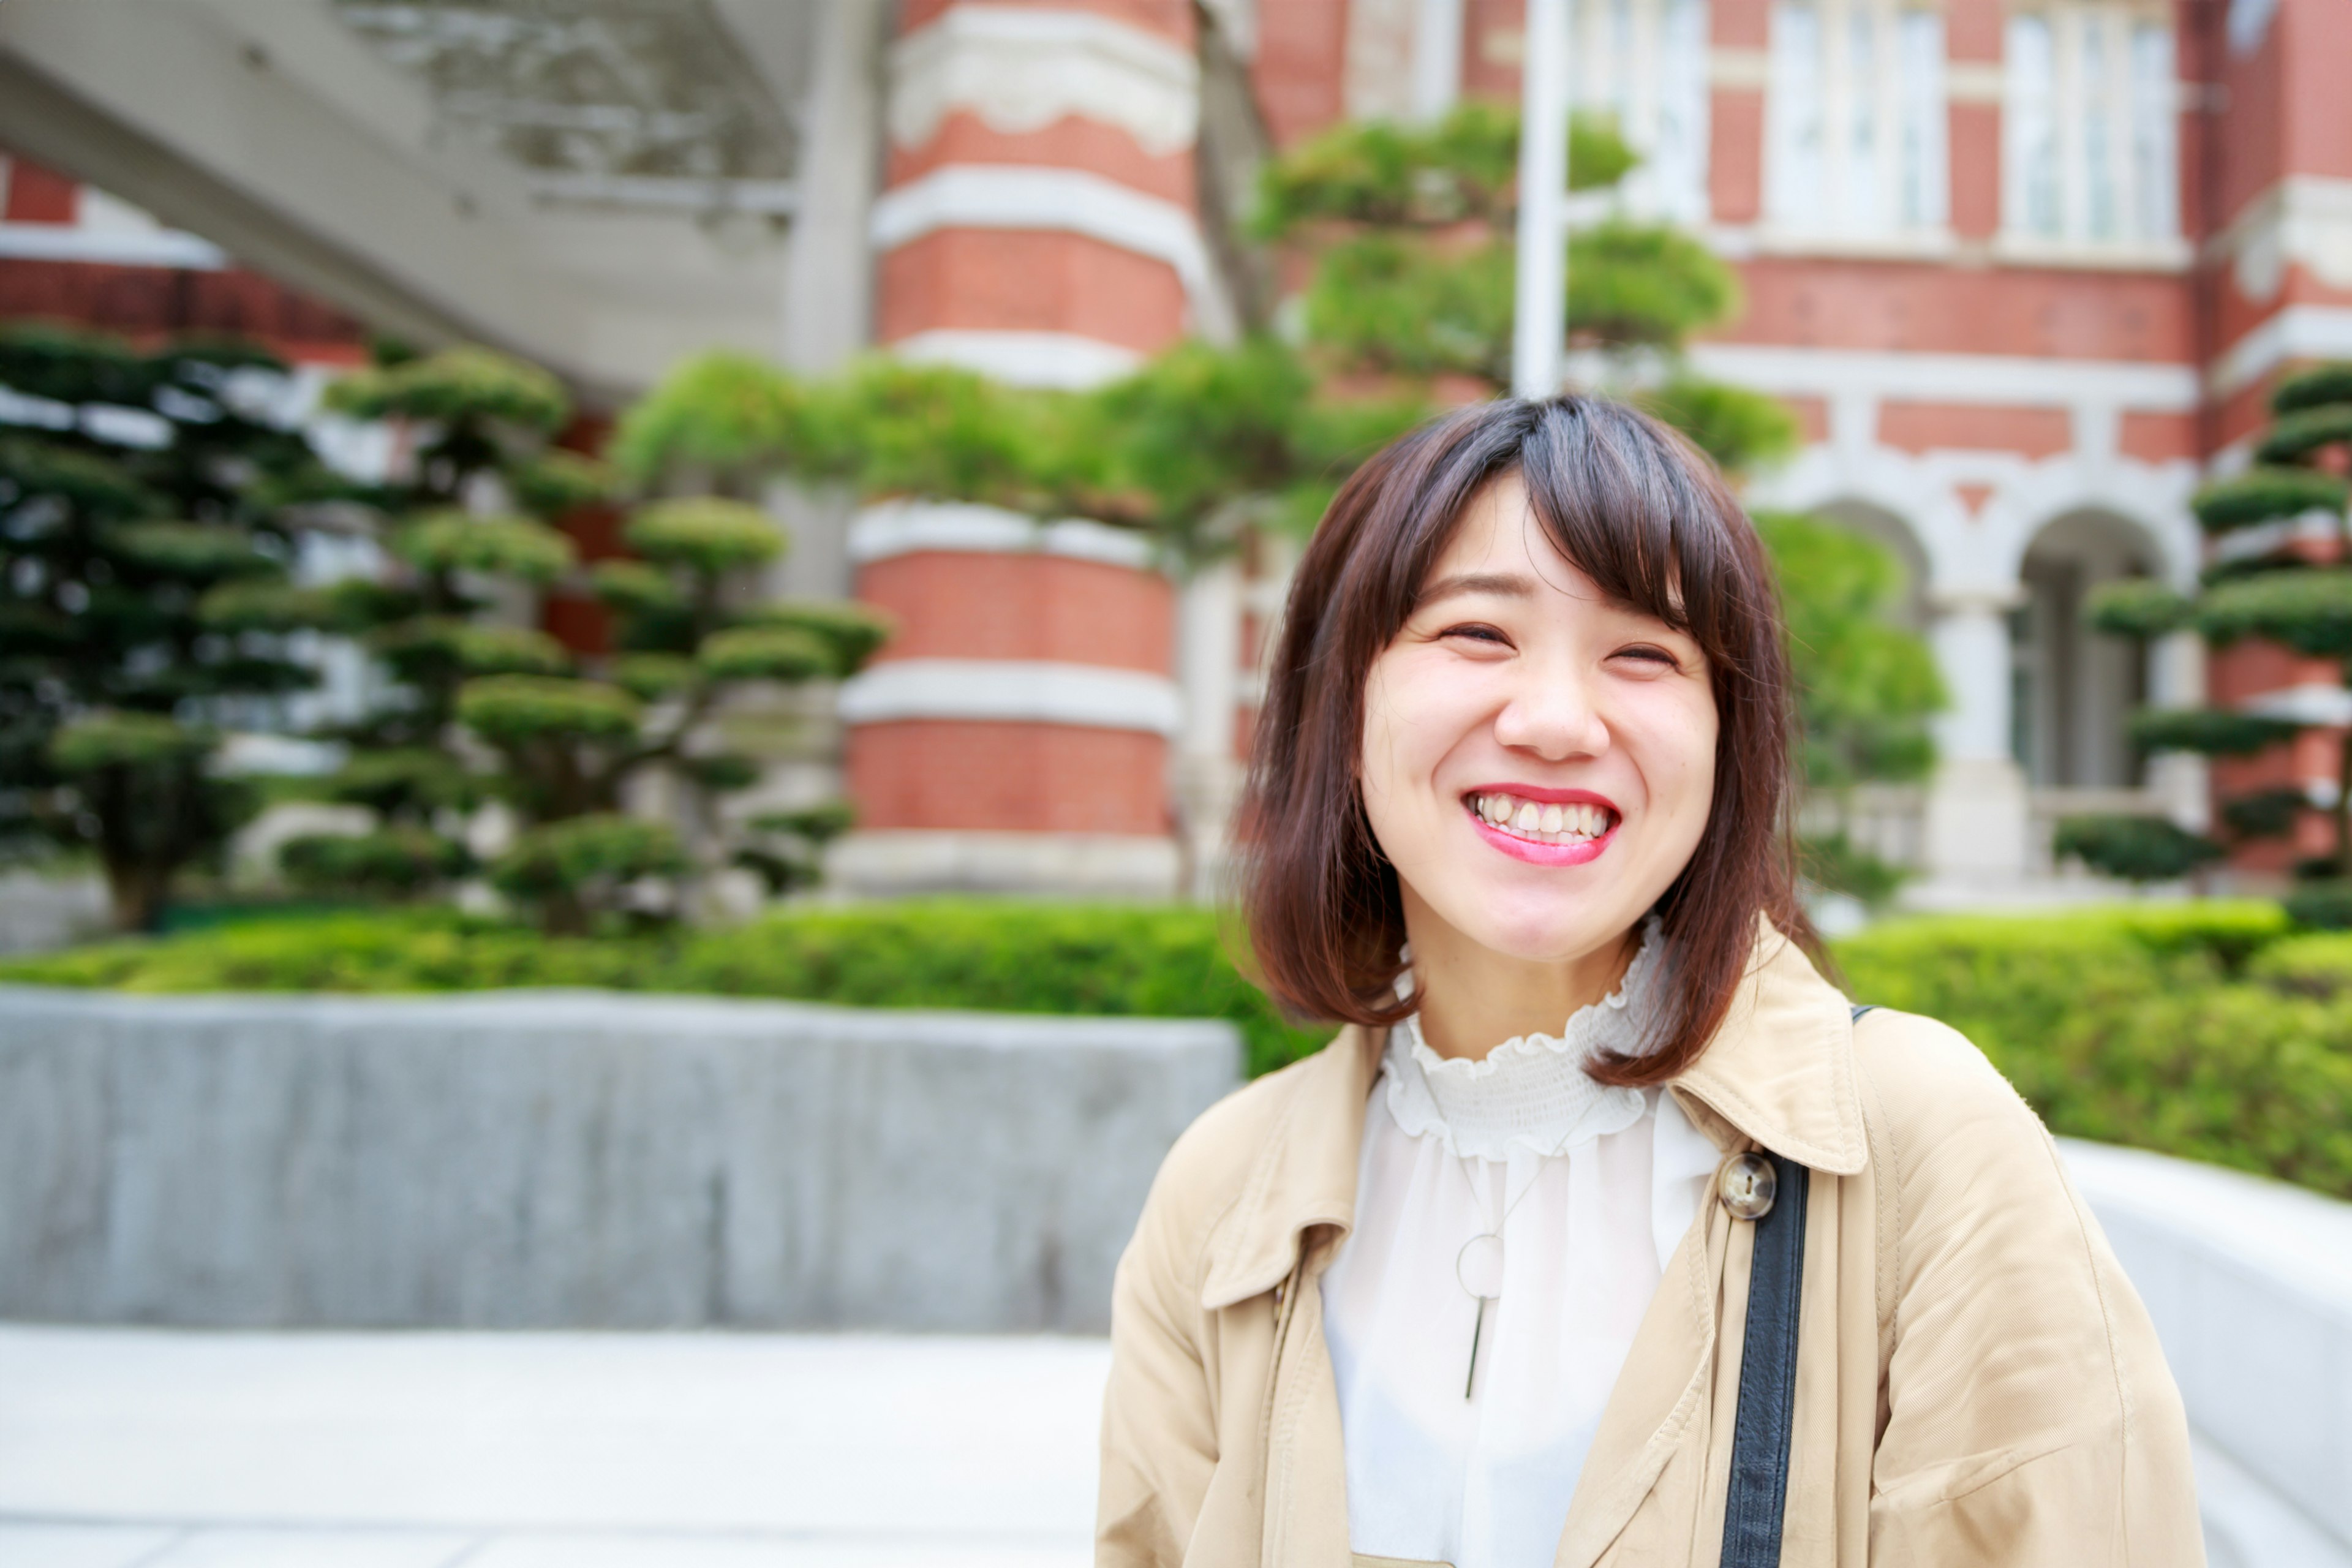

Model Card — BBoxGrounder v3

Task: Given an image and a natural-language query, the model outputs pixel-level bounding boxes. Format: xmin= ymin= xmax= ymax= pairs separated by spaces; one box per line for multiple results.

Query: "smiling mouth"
xmin=1466 ymin=791 xmax=1618 ymax=847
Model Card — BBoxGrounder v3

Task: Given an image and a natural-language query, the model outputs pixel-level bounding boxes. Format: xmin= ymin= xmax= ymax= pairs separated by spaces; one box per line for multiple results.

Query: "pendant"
xmin=1456 ymin=1232 xmax=1505 ymax=1400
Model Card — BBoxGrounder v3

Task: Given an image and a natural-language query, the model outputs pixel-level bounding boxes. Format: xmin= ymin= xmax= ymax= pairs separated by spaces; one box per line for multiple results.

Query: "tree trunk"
xmin=103 ymin=856 xmax=169 ymax=933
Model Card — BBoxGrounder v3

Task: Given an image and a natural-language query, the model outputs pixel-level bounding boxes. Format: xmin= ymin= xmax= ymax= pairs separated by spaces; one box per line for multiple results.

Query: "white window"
xmin=1766 ymin=0 xmax=1949 ymax=238
xmin=2003 ymin=7 xmax=2179 ymax=246
xmin=1566 ymin=0 xmax=1713 ymax=224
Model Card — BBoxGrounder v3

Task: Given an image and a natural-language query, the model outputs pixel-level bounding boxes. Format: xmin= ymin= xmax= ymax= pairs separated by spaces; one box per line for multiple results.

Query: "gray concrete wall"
xmin=0 ymin=988 xmax=1242 ymax=1332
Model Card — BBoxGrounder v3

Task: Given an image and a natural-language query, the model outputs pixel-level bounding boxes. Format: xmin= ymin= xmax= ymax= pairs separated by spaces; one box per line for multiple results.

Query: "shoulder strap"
xmin=1719 ymin=1003 xmax=1867 ymax=1561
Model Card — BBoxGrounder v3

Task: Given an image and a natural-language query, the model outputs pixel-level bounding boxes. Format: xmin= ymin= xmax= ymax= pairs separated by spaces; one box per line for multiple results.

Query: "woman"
xmin=1096 ymin=398 xmax=2199 ymax=1567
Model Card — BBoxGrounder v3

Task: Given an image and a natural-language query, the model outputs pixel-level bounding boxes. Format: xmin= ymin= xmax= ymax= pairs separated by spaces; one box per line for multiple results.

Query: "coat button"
xmin=1717 ymin=1153 xmax=1777 ymax=1220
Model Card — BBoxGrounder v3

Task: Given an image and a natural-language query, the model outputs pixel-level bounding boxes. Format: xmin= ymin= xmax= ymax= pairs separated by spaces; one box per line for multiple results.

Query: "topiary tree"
xmin=0 ymin=323 xmax=344 ymax=929
xmin=2078 ymin=361 xmax=2352 ymax=885
xmin=311 ymin=344 xmax=887 ymax=934
xmin=1251 ymin=100 xmax=1799 ymax=476
xmin=1754 ymin=513 xmax=1947 ymax=905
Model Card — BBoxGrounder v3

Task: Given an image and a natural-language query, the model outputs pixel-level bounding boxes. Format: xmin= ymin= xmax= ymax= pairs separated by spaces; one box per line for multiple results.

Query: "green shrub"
xmin=2286 ymin=880 xmax=2352 ymax=930
xmin=2052 ymin=814 xmax=2223 ymax=882
xmin=15 ymin=897 xmax=2352 ymax=1193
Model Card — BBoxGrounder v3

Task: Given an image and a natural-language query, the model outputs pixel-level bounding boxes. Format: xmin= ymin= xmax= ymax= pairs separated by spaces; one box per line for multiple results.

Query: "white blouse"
xmin=1319 ymin=929 xmax=1722 ymax=1568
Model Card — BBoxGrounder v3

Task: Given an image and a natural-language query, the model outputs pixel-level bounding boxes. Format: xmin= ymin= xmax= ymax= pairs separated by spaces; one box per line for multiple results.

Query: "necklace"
xmin=1453 ymin=1149 xmax=1549 ymax=1400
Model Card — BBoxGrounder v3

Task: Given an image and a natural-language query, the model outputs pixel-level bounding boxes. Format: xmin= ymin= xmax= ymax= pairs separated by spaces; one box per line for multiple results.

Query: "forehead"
xmin=1419 ymin=473 xmax=1599 ymax=598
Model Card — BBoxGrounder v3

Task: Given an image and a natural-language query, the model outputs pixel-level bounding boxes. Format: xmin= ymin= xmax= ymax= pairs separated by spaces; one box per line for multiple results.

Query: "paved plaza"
xmin=0 ymin=1319 xmax=2343 ymax=1567
xmin=0 ymin=1327 xmax=1108 ymax=1567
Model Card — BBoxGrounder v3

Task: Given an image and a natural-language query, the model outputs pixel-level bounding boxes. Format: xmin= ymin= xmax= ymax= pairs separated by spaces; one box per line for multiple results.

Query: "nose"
xmin=1492 ymin=663 xmax=1610 ymax=762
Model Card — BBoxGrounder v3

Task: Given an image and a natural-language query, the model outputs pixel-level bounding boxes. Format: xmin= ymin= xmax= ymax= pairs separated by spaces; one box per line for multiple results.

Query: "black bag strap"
xmin=1717 ymin=1004 xmax=1868 ymax=1566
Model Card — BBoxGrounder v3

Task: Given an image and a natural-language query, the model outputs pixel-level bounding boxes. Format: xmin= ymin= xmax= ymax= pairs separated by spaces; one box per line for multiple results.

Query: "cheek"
xmin=1631 ymin=688 xmax=1720 ymax=823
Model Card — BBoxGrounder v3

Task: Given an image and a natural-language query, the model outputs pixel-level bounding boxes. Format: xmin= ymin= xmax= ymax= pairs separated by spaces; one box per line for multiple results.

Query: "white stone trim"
xmin=888 ymin=328 xmax=1143 ymax=389
xmin=839 ymin=658 xmax=1182 ymax=736
xmin=826 ymin=829 xmax=1180 ymax=897
xmin=870 ymin=165 xmax=1230 ymax=338
xmin=1687 ymin=342 xmax=2200 ymax=412
xmin=2209 ymin=304 xmax=2352 ymax=398
xmin=2238 ymin=684 xmax=2352 ymax=726
xmin=888 ymin=7 xmax=1199 ymax=157
xmin=2210 ymin=176 xmax=2352 ymax=304
xmin=849 ymin=500 xmax=1158 ymax=570
xmin=0 ymin=220 xmax=225 ymax=268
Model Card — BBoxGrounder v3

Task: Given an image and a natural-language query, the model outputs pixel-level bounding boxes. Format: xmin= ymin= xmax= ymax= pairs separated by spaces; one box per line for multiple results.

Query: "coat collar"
xmin=1197 ymin=914 xmax=1864 ymax=1310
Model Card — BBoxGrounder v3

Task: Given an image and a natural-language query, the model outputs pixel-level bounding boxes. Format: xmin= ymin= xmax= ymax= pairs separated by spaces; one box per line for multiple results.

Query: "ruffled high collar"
xmin=1382 ymin=919 xmax=1663 ymax=1161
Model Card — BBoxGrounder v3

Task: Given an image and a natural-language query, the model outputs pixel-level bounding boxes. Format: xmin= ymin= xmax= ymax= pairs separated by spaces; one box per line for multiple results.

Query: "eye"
xmin=1438 ymin=622 xmax=1512 ymax=647
xmin=1611 ymin=643 xmax=1682 ymax=669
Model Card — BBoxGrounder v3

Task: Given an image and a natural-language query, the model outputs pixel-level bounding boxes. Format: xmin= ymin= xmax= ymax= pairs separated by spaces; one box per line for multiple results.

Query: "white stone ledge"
xmin=889 ymin=327 xmax=1145 ymax=389
xmin=850 ymin=500 xmax=1158 ymax=570
xmin=839 ymin=658 xmax=1181 ymax=736
xmin=889 ymin=6 xmax=1200 ymax=156
xmin=826 ymin=829 xmax=1180 ymax=898
xmin=2061 ymin=1138 xmax=2352 ymax=1555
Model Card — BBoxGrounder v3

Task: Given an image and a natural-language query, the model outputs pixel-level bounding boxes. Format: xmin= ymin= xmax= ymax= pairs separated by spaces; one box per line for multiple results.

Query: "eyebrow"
xmin=1414 ymin=571 xmax=1538 ymax=607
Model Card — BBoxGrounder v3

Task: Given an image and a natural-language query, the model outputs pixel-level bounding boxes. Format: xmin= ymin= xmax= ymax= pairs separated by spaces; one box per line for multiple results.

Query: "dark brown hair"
xmin=1238 ymin=394 xmax=1820 ymax=1087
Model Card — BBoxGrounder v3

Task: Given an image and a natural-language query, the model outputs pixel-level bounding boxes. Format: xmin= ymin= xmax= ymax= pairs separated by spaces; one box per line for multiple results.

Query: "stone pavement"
xmin=0 ymin=1325 xmax=1109 ymax=1567
xmin=1 ymin=1322 xmax=2340 ymax=1567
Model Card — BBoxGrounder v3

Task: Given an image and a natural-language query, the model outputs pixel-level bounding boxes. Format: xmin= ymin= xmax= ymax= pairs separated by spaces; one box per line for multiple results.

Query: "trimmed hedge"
xmin=0 ymin=902 xmax=1327 ymax=1080
xmin=9 ymin=898 xmax=2352 ymax=1195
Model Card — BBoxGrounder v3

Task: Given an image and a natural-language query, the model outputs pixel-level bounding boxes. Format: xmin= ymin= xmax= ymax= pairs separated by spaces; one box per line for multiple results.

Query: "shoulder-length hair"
xmin=1238 ymin=394 xmax=1820 ymax=1087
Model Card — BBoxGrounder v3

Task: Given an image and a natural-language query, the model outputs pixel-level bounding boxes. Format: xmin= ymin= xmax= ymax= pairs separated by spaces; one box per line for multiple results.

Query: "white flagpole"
xmin=1511 ymin=0 xmax=1571 ymax=399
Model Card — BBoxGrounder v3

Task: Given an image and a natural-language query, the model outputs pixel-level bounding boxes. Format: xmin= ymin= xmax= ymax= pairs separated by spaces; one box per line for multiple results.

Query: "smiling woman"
xmin=1096 ymin=398 xmax=2203 ymax=1568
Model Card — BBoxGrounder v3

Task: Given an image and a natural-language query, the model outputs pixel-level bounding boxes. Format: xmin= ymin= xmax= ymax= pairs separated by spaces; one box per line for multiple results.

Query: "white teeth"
xmin=1470 ymin=793 xmax=1614 ymax=846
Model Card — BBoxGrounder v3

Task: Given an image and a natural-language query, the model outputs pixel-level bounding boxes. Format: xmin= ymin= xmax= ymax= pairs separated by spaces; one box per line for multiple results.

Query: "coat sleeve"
xmin=1096 ymin=1144 xmax=1226 ymax=1567
xmin=1856 ymin=1014 xmax=2205 ymax=1567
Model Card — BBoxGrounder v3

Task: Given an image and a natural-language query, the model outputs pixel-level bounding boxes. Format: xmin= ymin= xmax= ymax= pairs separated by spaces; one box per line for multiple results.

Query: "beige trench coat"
xmin=1097 ymin=920 xmax=2203 ymax=1567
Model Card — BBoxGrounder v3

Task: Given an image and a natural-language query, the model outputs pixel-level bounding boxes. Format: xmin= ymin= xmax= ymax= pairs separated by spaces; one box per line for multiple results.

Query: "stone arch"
xmin=2011 ymin=508 xmax=2165 ymax=790
xmin=1807 ymin=497 xmax=1935 ymax=631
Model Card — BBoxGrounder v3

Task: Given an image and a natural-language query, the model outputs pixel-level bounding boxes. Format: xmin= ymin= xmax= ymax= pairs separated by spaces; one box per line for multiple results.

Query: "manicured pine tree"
xmin=2079 ymin=361 xmax=2352 ymax=896
xmin=0 ymin=323 xmax=341 ymax=930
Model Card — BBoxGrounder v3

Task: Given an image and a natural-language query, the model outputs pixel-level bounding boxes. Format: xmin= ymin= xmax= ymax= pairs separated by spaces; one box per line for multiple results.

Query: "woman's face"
xmin=1359 ymin=473 xmax=1719 ymax=965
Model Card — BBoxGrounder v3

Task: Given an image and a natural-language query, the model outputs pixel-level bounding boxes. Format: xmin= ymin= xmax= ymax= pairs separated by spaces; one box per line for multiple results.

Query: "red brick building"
xmin=6 ymin=0 xmax=2347 ymax=898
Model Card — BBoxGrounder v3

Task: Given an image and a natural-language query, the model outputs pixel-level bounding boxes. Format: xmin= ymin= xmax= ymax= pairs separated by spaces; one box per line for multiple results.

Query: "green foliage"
xmin=733 ymin=801 xmax=855 ymax=894
xmin=317 ymin=747 xmax=479 ymax=821
xmin=2053 ymin=813 xmax=2224 ymax=882
xmin=1252 ymin=102 xmax=1634 ymax=236
xmin=2220 ymin=785 xmax=2308 ymax=842
xmin=26 ymin=898 xmax=2352 ymax=1195
xmin=2085 ymin=578 xmax=2193 ymax=638
xmin=821 ymin=357 xmax=1041 ymax=505
xmin=488 ymin=814 xmax=687 ymax=932
xmin=1635 ymin=377 xmax=1800 ymax=478
xmin=2128 ymin=707 xmax=2300 ymax=756
xmin=1566 ymin=220 xmax=1739 ymax=347
xmin=323 ymin=345 xmax=568 ymax=433
xmin=624 ymin=497 xmax=784 ymax=572
xmin=280 ymin=827 xmax=470 ymax=897
xmin=2198 ymin=567 xmax=2352 ymax=657
xmin=0 ymin=322 xmax=338 ymax=926
xmin=1755 ymin=513 xmax=1944 ymax=788
xmin=609 ymin=652 xmax=698 ymax=700
xmin=737 ymin=601 xmax=895 ymax=677
xmin=2284 ymin=881 xmax=2352 ymax=931
xmin=1303 ymin=235 xmax=1515 ymax=380
xmin=2190 ymin=467 xmax=2348 ymax=533
xmin=49 ymin=710 xmax=211 ymax=771
xmin=588 ymin=559 xmax=683 ymax=614
xmin=1798 ymin=830 xmax=1906 ymax=906
xmin=394 ymin=511 xmax=577 ymax=583
xmin=2272 ymin=363 xmax=2352 ymax=415
xmin=696 ymin=626 xmax=833 ymax=683
xmin=509 ymin=450 xmax=614 ymax=516
xmin=458 ymin=675 xmax=641 ymax=748
xmin=609 ymin=350 xmax=811 ymax=486
xmin=2253 ymin=404 xmax=2352 ymax=466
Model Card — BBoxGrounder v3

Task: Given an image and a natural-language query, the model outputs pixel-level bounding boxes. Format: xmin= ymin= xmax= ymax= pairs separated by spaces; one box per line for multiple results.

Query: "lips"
xmin=1462 ymin=786 xmax=1619 ymax=866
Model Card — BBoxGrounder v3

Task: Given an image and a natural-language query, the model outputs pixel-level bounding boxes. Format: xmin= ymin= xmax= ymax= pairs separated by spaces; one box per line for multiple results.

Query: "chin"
xmin=1453 ymin=881 xmax=1632 ymax=965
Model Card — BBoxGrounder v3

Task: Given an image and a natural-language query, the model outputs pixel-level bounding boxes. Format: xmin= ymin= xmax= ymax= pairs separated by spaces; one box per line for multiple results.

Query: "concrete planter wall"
xmin=0 ymin=988 xmax=1240 ymax=1333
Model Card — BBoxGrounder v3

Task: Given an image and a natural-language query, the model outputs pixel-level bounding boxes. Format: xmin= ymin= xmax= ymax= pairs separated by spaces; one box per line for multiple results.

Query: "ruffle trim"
xmin=1382 ymin=917 xmax=1663 ymax=1161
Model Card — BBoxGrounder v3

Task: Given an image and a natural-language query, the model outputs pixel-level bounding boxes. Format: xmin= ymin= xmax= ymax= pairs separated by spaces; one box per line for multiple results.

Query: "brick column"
xmin=835 ymin=2 xmax=1216 ymax=895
